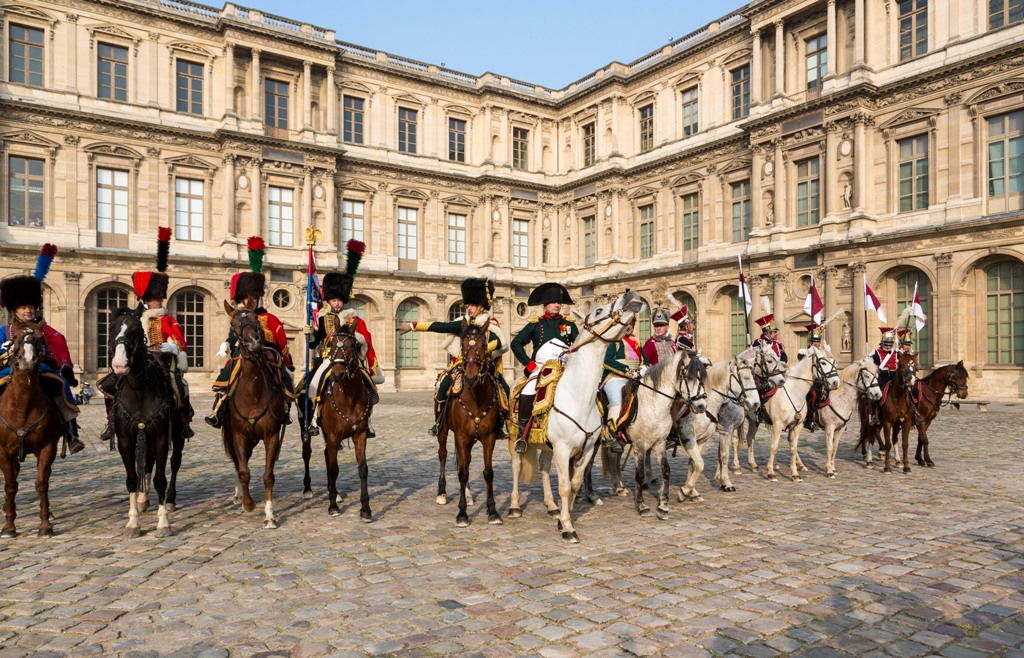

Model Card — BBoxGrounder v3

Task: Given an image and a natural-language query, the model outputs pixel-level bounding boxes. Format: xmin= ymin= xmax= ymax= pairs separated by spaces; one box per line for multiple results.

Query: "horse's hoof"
xmin=164 ymin=503 xmax=176 ymax=513
xmin=733 ymin=468 xmax=742 ymax=475
xmin=767 ymin=475 xmax=778 ymax=482
xmin=792 ymin=476 xmax=803 ymax=483
xmin=590 ymin=498 xmax=604 ymax=506
xmin=37 ymin=527 xmax=53 ymax=537
xmin=865 ymin=463 xmax=874 ymax=469
xmin=436 ymin=495 xmax=448 ymax=505
xmin=827 ymin=473 xmax=836 ymax=479
xmin=263 ymin=520 xmax=278 ymax=529
xmin=360 ymin=510 xmax=373 ymax=523
xmin=656 ymin=508 xmax=669 ymax=520
xmin=1 ymin=528 xmax=16 ymax=539
xmin=507 ymin=507 xmax=523 ymax=518
xmin=124 ymin=526 xmax=141 ymax=538
xmin=903 ymin=466 xmax=912 ymax=474
xmin=638 ymin=507 xmax=652 ymax=518
xmin=561 ymin=531 xmax=579 ymax=543
xmin=303 ymin=491 xmax=313 ymax=500
xmin=455 ymin=516 xmax=469 ymax=528
xmin=488 ymin=513 xmax=503 ymax=525
xmin=154 ymin=526 xmax=172 ymax=538
xmin=721 ymin=485 xmax=736 ymax=493
xmin=615 ymin=488 xmax=629 ymax=497
xmin=883 ymin=467 xmax=892 ymax=473
xmin=328 ymin=507 xmax=341 ymax=517
xmin=926 ymin=460 xmax=935 ymax=468
xmin=547 ymin=509 xmax=560 ymax=517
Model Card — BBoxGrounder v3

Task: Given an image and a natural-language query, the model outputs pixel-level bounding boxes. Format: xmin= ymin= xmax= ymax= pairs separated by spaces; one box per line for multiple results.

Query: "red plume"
xmin=247 ymin=236 xmax=266 ymax=251
xmin=158 ymin=226 xmax=172 ymax=242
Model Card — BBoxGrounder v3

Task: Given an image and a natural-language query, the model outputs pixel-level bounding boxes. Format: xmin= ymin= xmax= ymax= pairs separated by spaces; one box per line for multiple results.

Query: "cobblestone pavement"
xmin=0 ymin=392 xmax=1021 ymax=658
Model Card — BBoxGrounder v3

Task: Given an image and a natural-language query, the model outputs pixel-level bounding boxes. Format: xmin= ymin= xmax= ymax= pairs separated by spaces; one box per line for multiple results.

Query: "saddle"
xmin=508 ymin=358 xmax=564 ymax=445
xmin=613 ymin=378 xmax=641 ymax=440
xmin=221 ymin=349 xmax=298 ymax=402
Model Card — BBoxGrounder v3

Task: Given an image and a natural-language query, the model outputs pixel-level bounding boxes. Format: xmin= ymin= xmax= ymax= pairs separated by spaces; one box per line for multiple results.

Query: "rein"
xmin=229 ymin=313 xmax=284 ymax=444
xmin=453 ymin=326 xmax=498 ymax=440
xmin=0 ymin=326 xmax=52 ymax=460
xmin=568 ymin=309 xmax=633 ymax=353
xmin=323 ymin=334 xmax=370 ymax=432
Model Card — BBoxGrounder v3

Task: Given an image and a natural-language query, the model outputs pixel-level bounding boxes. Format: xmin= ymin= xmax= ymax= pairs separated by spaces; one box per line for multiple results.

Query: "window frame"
xmin=638 ymin=104 xmax=655 ymax=153
xmin=681 ymin=86 xmax=699 ymax=137
xmin=343 ymin=95 xmax=366 ymax=145
xmin=396 ymin=299 xmax=420 ymax=368
xmin=730 ymin=179 xmax=752 ymax=241
xmin=582 ymin=122 xmax=596 ymax=167
xmin=512 ymin=218 xmax=529 ymax=268
xmin=989 ymin=0 xmax=1024 ymax=29
xmin=897 ymin=134 xmax=930 ymax=213
xmin=731 ymin=64 xmax=751 ymax=120
xmin=396 ymin=204 xmax=419 ymax=270
xmin=398 ymin=106 xmax=418 ymax=154
xmin=264 ymin=77 xmax=290 ymax=136
xmin=985 ymin=108 xmax=1024 ymax=214
xmin=448 ymin=116 xmax=467 ymax=163
xmin=805 ymin=33 xmax=827 ymax=97
xmin=898 ymin=0 xmax=929 ymax=62
xmin=447 ymin=212 xmax=467 ymax=265
xmin=267 ymin=184 xmax=295 ymax=247
xmin=175 ymin=58 xmax=205 ymax=116
xmin=173 ymin=176 xmax=205 ymax=241
xmin=95 ymin=166 xmax=131 ymax=248
xmin=680 ymin=191 xmax=700 ymax=252
xmin=8 ymin=23 xmax=44 ymax=88
xmin=638 ymin=203 xmax=655 ymax=259
xmin=795 ymin=156 xmax=821 ymax=227
xmin=6 ymin=154 xmax=45 ymax=229
xmin=97 ymin=41 xmax=129 ymax=102
xmin=985 ymin=260 xmax=1024 ymax=365
xmin=512 ymin=126 xmax=529 ymax=170
xmin=171 ymin=289 xmax=206 ymax=370
xmin=583 ymin=215 xmax=596 ymax=266
xmin=341 ymin=198 xmax=366 ymax=243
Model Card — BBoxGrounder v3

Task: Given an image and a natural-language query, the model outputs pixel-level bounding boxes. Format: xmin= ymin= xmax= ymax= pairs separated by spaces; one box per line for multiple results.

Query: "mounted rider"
xmin=509 ymin=282 xmax=578 ymax=454
xmin=896 ymin=328 xmax=925 ymax=424
xmin=601 ymin=314 xmax=650 ymax=452
xmin=398 ymin=278 xmax=510 ymax=438
xmin=303 ymin=239 xmax=380 ymax=439
xmin=205 ymin=237 xmax=295 ymax=428
xmin=799 ymin=322 xmax=828 ymax=431
xmin=0 ymin=244 xmax=84 ymax=454
xmin=99 ymin=227 xmax=194 ymax=443
xmin=750 ymin=314 xmax=788 ymax=363
xmin=642 ymin=307 xmax=676 ymax=365
xmin=866 ymin=327 xmax=898 ymax=426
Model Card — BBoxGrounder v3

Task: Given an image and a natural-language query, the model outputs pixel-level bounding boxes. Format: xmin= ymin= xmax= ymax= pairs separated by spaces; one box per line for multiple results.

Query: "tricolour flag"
xmin=803 ymin=276 xmax=824 ymax=323
xmin=307 ymin=246 xmax=322 ymax=326
xmin=910 ymin=281 xmax=927 ymax=332
xmin=864 ymin=282 xmax=887 ymax=324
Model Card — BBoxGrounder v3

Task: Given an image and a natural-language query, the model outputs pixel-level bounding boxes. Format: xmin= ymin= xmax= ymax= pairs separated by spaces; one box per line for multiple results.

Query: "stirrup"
xmin=67 ymin=437 xmax=85 ymax=455
xmin=913 ymin=413 xmax=924 ymax=425
xmin=428 ymin=423 xmax=439 ymax=437
xmin=99 ymin=423 xmax=114 ymax=443
xmin=514 ymin=437 xmax=526 ymax=453
xmin=307 ymin=425 xmax=320 ymax=437
xmin=182 ymin=425 xmax=195 ymax=439
xmin=204 ymin=414 xmax=222 ymax=428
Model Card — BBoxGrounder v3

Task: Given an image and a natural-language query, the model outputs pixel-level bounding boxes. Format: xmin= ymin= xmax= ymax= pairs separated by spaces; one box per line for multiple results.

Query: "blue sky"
xmin=243 ymin=1 xmax=734 ymax=89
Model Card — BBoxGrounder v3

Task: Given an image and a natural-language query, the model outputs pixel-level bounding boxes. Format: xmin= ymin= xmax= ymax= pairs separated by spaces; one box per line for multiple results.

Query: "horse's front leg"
xmin=655 ymin=443 xmax=671 ymax=520
xmin=677 ymin=430 xmax=704 ymax=502
xmin=745 ymin=420 xmax=760 ymax=473
xmin=633 ymin=446 xmax=650 ymax=517
xmin=765 ymin=424 xmax=783 ymax=482
xmin=824 ymin=425 xmax=838 ymax=478
xmin=354 ymin=430 xmax=372 ymax=522
xmin=539 ymin=450 xmax=558 ymax=515
xmin=918 ymin=423 xmax=934 ymax=467
xmin=0 ymin=453 xmax=19 ymax=538
xmin=481 ymin=433 xmax=501 ymax=525
xmin=325 ymin=438 xmax=341 ymax=516
xmin=436 ymin=430 xmax=448 ymax=505
xmin=507 ymin=442 xmax=523 ymax=517
xmin=900 ymin=420 xmax=912 ymax=474
xmin=261 ymin=428 xmax=283 ymax=529
xmin=302 ymin=427 xmax=314 ymax=500
xmin=35 ymin=443 xmax=57 ymax=537
xmin=552 ymin=444 xmax=579 ymax=543
xmin=787 ymin=427 xmax=803 ymax=482
xmin=166 ymin=431 xmax=185 ymax=511
xmin=568 ymin=439 xmax=596 ymax=517
xmin=138 ymin=473 xmax=151 ymax=514
xmin=153 ymin=438 xmax=173 ymax=538
xmin=455 ymin=434 xmax=472 ymax=528
xmin=715 ymin=426 xmax=735 ymax=492
xmin=881 ymin=423 xmax=894 ymax=473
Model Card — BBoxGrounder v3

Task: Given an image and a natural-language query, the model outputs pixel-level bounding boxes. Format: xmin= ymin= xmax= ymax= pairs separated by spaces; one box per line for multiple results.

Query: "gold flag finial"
xmin=304 ymin=227 xmax=322 ymax=247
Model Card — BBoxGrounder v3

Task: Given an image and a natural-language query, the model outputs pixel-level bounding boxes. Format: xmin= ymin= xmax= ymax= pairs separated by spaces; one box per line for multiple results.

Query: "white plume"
xmin=895 ymin=304 xmax=914 ymax=328
xmin=821 ymin=308 xmax=847 ymax=329
xmin=666 ymin=291 xmax=683 ymax=309
xmin=760 ymin=296 xmax=772 ymax=315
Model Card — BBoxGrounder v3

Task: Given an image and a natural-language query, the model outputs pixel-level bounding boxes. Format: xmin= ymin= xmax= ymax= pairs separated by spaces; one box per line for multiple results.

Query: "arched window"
xmin=895 ymin=272 xmax=932 ymax=366
xmin=96 ymin=287 xmax=130 ymax=369
xmin=397 ymin=300 xmax=419 ymax=367
xmin=447 ymin=300 xmax=465 ymax=322
xmin=731 ymin=292 xmax=747 ymax=355
xmin=986 ymin=261 xmax=1023 ymax=365
xmin=171 ymin=290 xmax=205 ymax=369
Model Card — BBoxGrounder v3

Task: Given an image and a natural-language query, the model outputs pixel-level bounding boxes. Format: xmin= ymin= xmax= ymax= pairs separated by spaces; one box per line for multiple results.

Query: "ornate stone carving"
xmin=63 ymin=271 xmax=81 ymax=282
xmin=435 ymin=293 xmax=447 ymax=303
xmin=850 ymin=262 xmax=867 ymax=275
xmin=383 ymin=290 xmax=396 ymax=299
xmin=934 ymin=252 xmax=953 ymax=266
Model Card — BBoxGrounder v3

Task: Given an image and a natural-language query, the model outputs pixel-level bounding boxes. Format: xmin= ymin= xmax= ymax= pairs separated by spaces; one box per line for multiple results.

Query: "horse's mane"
xmin=840 ymin=357 xmax=874 ymax=385
xmin=644 ymin=350 xmax=678 ymax=390
xmin=110 ymin=306 xmax=136 ymax=327
xmin=647 ymin=348 xmax=706 ymax=390
xmin=705 ymin=358 xmax=732 ymax=390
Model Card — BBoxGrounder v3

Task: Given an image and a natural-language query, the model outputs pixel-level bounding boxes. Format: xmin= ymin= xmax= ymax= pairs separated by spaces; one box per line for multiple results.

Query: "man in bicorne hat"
xmin=509 ymin=282 xmax=578 ymax=453
xmin=398 ymin=278 xmax=509 ymax=437
xmin=750 ymin=314 xmax=788 ymax=363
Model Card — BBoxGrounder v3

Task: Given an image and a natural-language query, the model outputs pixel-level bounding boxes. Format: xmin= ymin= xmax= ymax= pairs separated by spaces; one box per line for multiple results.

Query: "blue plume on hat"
xmin=34 ymin=243 xmax=57 ymax=282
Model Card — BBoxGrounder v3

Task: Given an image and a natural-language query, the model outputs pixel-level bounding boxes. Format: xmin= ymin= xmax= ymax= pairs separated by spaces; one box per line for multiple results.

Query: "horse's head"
xmin=108 ymin=308 xmax=145 ymax=375
xmin=809 ymin=346 xmax=841 ymax=391
xmin=897 ymin=351 xmax=918 ymax=389
xmin=327 ymin=328 xmax=365 ymax=380
xmin=749 ymin=343 xmax=786 ymax=386
xmin=8 ymin=317 xmax=48 ymax=373
xmin=857 ymin=356 xmax=883 ymax=401
xmin=948 ymin=360 xmax=969 ymax=399
xmin=571 ymin=290 xmax=645 ymax=348
xmin=228 ymin=305 xmax=263 ymax=357
xmin=460 ymin=322 xmax=491 ymax=388
xmin=731 ymin=353 xmax=761 ymax=413
xmin=677 ymin=348 xmax=707 ymax=414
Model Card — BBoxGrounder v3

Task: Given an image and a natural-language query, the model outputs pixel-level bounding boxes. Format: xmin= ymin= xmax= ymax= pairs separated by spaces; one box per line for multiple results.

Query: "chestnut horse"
xmin=0 ymin=319 xmax=63 ymax=537
xmin=437 ymin=322 xmax=502 ymax=527
xmin=912 ymin=361 xmax=969 ymax=467
xmin=858 ymin=351 xmax=918 ymax=474
xmin=223 ymin=306 xmax=288 ymax=528
xmin=107 ymin=309 xmax=184 ymax=537
xmin=302 ymin=328 xmax=374 ymax=520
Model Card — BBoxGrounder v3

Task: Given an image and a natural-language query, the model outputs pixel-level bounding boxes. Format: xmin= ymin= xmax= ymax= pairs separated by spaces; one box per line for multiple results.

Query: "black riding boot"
xmin=99 ymin=397 xmax=115 ymax=445
xmin=181 ymin=399 xmax=195 ymax=439
xmin=515 ymin=395 xmax=535 ymax=454
xmin=65 ymin=419 xmax=85 ymax=455
xmin=803 ymin=412 xmax=815 ymax=431
xmin=205 ymin=393 xmax=225 ymax=428
xmin=428 ymin=400 xmax=445 ymax=437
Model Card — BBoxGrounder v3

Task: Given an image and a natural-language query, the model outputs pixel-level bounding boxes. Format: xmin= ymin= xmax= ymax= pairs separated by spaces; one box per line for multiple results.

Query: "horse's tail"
xmin=134 ymin=427 xmax=147 ymax=493
xmin=600 ymin=444 xmax=619 ymax=480
xmin=519 ymin=444 xmax=538 ymax=484
xmin=221 ymin=426 xmax=239 ymax=467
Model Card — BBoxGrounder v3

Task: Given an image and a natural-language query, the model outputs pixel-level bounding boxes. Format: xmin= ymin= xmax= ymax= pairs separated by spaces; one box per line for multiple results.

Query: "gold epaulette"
xmin=529 ymin=316 xmax=541 ymax=323
xmin=562 ymin=315 xmax=576 ymax=324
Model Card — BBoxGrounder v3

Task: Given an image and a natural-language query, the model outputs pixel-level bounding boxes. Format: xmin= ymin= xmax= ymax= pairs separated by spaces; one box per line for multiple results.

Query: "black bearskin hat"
xmin=322 ymin=273 xmax=351 ymax=304
xmin=0 ymin=275 xmax=42 ymax=311
xmin=461 ymin=278 xmax=494 ymax=310
xmin=231 ymin=272 xmax=266 ymax=303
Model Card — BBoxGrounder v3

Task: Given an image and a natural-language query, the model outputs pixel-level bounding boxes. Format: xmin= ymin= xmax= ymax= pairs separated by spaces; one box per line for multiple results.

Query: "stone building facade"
xmin=1 ymin=0 xmax=1022 ymax=397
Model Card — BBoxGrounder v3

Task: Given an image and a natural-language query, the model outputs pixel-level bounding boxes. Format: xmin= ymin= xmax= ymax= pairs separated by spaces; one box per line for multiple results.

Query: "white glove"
xmin=302 ymin=325 xmax=313 ymax=336
xmin=0 ymin=341 xmax=10 ymax=352
xmin=160 ymin=342 xmax=179 ymax=355
xmin=216 ymin=341 xmax=231 ymax=359
xmin=638 ymin=366 xmax=649 ymax=377
xmin=176 ymin=351 xmax=189 ymax=374
xmin=371 ymin=365 xmax=385 ymax=385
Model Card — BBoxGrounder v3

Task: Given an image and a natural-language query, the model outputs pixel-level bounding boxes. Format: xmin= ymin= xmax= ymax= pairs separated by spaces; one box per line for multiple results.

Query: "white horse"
xmin=618 ymin=348 xmax=708 ymax=519
xmin=736 ymin=344 xmax=841 ymax=481
xmin=813 ymin=357 xmax=882 ymax=478
xmin=676 ymin=351 xmax=762 ymax=502
xmin=508 ymin=290 xmax=644 ymax=543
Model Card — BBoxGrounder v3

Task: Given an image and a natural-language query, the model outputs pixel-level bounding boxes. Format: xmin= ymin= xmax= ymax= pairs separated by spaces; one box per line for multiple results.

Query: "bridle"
xmin=459 ymin=324 xmax=493 ymax=386
xmin=722 ymin=357 xmax=760 ymax=410
xmin=327 ymin=332 xmax=360 ymax=379
xmin=111 ymin=315 xmax=146 ymax=375
xmin=232 ymin=310 xmax=264 ymax=361
xmin=569 ymin=307 xmax=636 ymax=352
xmin=0 ymin=323 xmax=52 ymax=461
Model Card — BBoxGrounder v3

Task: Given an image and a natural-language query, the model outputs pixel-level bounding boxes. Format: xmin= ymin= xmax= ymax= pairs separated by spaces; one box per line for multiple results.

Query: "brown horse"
xmin=302 ymin=329 xmax=374 ymax=520
xmin=912 ymin=361 xmax=969 ymax=467
xmin=223 ymin=306 xmax=288 ymax=528
xmin=858 ymin=351 xmax=918 ymax=474
xmin=437 ymin=322 xmax=502 ymax=527
xmin=0 ymin=319 xmax=64 ymax=537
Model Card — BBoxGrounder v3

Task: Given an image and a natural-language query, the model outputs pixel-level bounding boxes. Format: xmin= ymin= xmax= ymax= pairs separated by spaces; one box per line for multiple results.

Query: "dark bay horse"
xmin=107 ymin=309 xmax=184 ymax=537
xmin=223 ymin=306 xmax=288 ymax=529
xmin=912 ymin=361 xmax=969 ymax=467
xmin=302 ymin=329 xmax=374 ymax=520
xmin=437 ymin=322 xmax=502 ymax=527
xmin=0 ymin=319 xmax=63 ymax=537
xmin=858 ymin=351 xmax=918 ymax=474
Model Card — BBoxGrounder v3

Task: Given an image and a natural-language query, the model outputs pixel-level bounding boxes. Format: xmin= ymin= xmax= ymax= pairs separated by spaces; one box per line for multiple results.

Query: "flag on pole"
xmin=804 ymin=276 xmax=824 ymax=323
xmin=910 ymin=282 xmax=927 ymax=331
xmin=738 ymin=271 xmax=752 ymax=316
xmin=864 ymin=282 xmax=887 ymax=324
xmin=307 ymin=246 xmax=322 ymax=326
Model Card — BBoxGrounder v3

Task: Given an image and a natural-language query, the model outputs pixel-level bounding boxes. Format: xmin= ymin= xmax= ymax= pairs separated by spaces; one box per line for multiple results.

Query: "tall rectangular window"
xmin=265 ymin=79 xmax=289 ymax=131
xmin=682 ymin=87 xmax=699 ymax=136
xmin=987 ymin=110 xmax=1024 ymax=212
xmin=343 ymin=96 xmax=364 ymax=144
xmin=9 ymin=24 xmax=43 ymax=87
xmin=681 ymin=192 xmax=699 ymax=251
xmin=731 ymin=180 xmax=752 ymax=241
xmin=987 ymin=262 xmax=1024 ymax=365
xmin=397 ymin=206 xmax=417 ymax=267
xmin=583 ymin=123 xmax=596 ymax=167
xmin=174 ymin=178 xmax=203 ymax=241
xmin=898 ymin=135 xmax=929 ymax=212
xmin=172 ymin=291 xmax=205 ymax=369
xmin=176 ymin=60 xmax=203 ymax=115
xmin=97 ymin=43 xmax=128 ymax=101
xmin=731 ymin=65 xmax=750 ymax=120
xmin=639 ymin=104 xmax=654 ymax=153
xmin=989 ymin=0 xmax=1024 ymax=28
xmin=267 ymin=186 xmax=293 ymax=246
xmin=8 ymin=156 xmax=44 ymax=227
xmin=397 ymin=301 xmax=419 ymax=367
xmin=512 ymin=127 xmax=529 ymax=170
xmin=806 ymin=34 xmax=827 ymax=96
xmin=731 ymin=294 xmax=748 ymax=356
xmin=639 ymin=204 xmax=655 ymax=259
xmin=583 ymin=216 xmax=596 ymax=266
xmin=341 ymin=200 xmax=364 ymax=243
xmin=96 ymin=167 xmax=129 ymax=247
xmin=449 ymin=118 xmax=466 ymax=162
xmin=398 ymin=107 xmax=417 ymax=154
xmin=447 ymin=213 xmax=466 ymax=264
xmin=796 ymin=157 xmax=821 ymax=226
xmin=899 ymin=0 xmax=929 ymax=61
xmin=513 ymin=219 xmax=529 ymax=268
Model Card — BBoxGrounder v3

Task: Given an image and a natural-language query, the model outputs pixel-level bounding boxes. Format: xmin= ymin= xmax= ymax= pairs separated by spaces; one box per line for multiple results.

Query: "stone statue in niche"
xmin=841 ymin=323 xmax=852 ymax=353
xmin=764 ymin=190 xmax=775 ymax=226
xmin=842 ymin=181 xmax=853 ymax=209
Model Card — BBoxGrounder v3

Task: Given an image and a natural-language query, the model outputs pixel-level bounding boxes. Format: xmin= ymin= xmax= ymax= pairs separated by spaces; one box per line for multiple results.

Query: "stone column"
xmin=751 ymin=29 xmax=762 ymax=105
xmin=302 ymin=61 xmax=312 ymax=131
xmin=934 ymin=252 xmax=953 ymax=363
xmin=326 ymin=66 xmax=337 ymax=134
xmin=498 ymin=109 xmax=509 ymax=166
xmin=850 ymin=262 xmax=867 ymax=359
xmin=250 ymin=49 xmax=261 ymax=120
xmin=773 ymin=140 xmax=786 ymax=229
xmin=225 ymin=44 xmax=235 ymax=116
xmin=382 ymin=289 xmax=397 ymax=392
xmin=223 ymin=154 xmax=236 ymax=236
xmin=483 ymin=105 xmax=493 ymax=163
xmin=302 ymin=166 xmax=313 ymax=240
xmin=323 ymin=170 xmax=337 ymax=249
xmin=251 ymin=159 xmax=262 ymax=237
xmin=771 ymin=272 xmax=788 ymax=347
xmin=826 ymin=0 xmax=837 ymax=78
xmin=610 ymin=96 xmax=620 ymax=156
xmin=945 ymin=93 xmax=963 ymax=202
xmin=774 ymin=20 xmax=785 ymax=98
xmin=751 ymin=146 xmax=764 ymax=229
xmin=63 ymin=271 xmax=82 ymax=374
xmin=65 ymin=13 xmax=78 ymax=92
xmin=824 ymin=123 xmax=839 ymax=218
xmin=853 ymin=113 xmax=871 ymax=213
xmin=854 ymin=0 xmax=866 ymax=67
xmin=821 ymin=265 xmax=839 ymax=347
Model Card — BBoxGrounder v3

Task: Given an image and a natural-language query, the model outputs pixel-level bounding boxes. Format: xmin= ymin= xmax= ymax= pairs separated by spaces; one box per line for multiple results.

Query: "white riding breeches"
xmin=521 ymin=338 xmax=569 ymax=396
